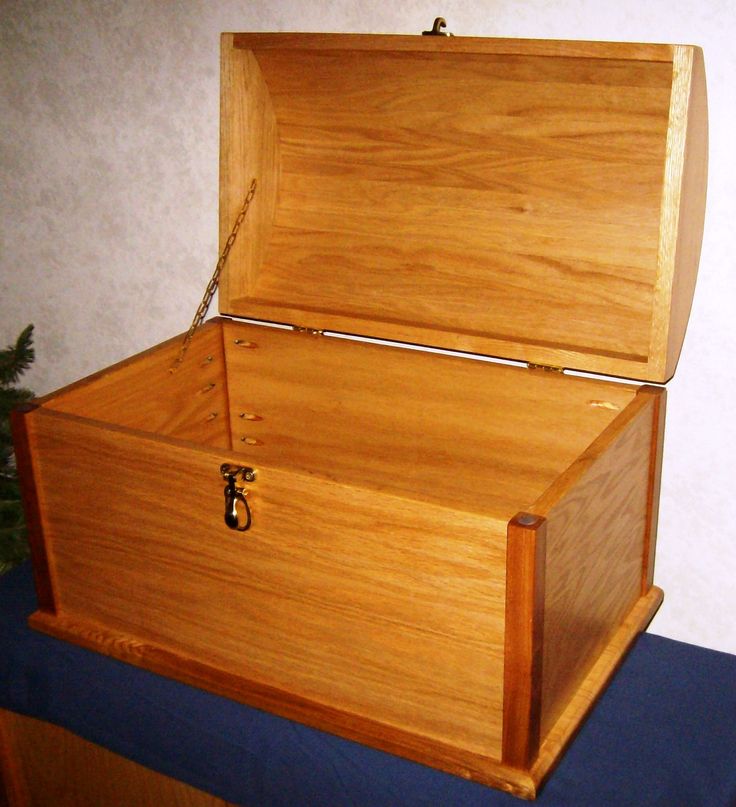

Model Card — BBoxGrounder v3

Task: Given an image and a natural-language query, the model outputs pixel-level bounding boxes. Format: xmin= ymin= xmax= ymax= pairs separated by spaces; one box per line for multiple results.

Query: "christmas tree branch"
xmin=0 ymin=324 xmax=34 ymax=573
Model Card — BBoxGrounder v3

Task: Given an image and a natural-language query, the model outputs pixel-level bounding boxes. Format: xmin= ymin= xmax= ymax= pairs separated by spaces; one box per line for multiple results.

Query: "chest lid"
xmin=218 ymin=32 xmax=707 ymax=383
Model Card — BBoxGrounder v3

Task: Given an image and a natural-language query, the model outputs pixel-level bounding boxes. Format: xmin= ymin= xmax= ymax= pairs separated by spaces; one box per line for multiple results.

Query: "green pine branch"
xmin=0 ymin=324 xmax=34 ymax=574
xmin=0 ymin=324 xmax=34 ymax=386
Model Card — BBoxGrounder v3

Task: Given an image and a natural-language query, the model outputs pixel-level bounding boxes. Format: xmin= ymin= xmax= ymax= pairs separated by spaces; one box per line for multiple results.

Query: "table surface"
xmin=2 ymin=562 xmax=735 ymax=807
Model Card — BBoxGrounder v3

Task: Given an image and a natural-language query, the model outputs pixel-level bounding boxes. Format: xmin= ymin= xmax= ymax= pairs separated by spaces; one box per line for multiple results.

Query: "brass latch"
xmin=220 ymin=464 xmax=256 ymax=532
xmin=292 ymin=326 xmax=324 ymax=336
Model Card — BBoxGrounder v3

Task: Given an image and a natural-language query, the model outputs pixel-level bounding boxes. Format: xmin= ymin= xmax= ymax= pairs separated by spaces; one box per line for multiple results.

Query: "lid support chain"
xmin=169 ymin=178 xmax=257 ymax=373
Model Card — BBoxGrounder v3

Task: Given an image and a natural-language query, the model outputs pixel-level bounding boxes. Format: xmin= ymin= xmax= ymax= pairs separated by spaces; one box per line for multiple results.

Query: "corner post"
xmin=637 ymin=385 xmax=667 ymax=593
xmin=502 ymin=512 xmax=547 ymax=769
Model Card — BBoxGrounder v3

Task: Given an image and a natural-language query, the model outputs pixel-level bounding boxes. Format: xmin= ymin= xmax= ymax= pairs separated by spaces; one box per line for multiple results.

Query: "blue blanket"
xmin=2 ymin=562 xmax=735 ymax=806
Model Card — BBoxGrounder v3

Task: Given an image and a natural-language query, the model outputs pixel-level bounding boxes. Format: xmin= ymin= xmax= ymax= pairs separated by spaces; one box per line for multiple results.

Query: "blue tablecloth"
xmin=2 ymin=562 xmax=735 ymax=806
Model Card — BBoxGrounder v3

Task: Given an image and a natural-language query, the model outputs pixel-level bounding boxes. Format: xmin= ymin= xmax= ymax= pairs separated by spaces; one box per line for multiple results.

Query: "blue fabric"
xmin=2 ymin=562 xmax=735 ymax=806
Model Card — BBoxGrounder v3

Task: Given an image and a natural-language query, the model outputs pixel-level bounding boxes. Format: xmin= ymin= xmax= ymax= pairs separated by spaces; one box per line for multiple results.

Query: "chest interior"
xmin=43 ymin=318 xmax=638 ymax=522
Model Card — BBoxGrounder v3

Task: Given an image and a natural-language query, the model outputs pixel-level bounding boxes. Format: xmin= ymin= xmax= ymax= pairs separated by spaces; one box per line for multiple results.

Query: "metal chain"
xmin=169 ymin=178 xmax=257 ymax=372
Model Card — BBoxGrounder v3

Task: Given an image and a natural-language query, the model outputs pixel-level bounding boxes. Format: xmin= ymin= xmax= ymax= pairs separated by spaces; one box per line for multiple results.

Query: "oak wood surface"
xmin=529 ymin=586 xmax=663 ymax=791
xmin=232 ymin=33 xmax=675 ymax=61
xmin=219 ymin=34 xmax=706 ymax=382
xmin=24 ymin=316 xmax=662 ymax=796
xmin=43 ymin=321 xmax=230 ymax=448
xmin=25 ymin=578 xmax=664 ymax=801
xmin=219 ymin=37 xmax=279 ymax=307
xmin=221 ymin=320 xmax=637 ymax=517
xmin=662 ymin=46 xmax=708 ymax=378
xmin=502 ymin=514 xmax=547 ymax=769
xmin=532 ymin=391 xmax=657 ymax=739
xmin=27 ymin=406 xmax=508 ymax=758
xmin=28 ymin=609 xmax=541 ymax=799
xmin=0 ymin=709 xmax=235 ymax=807
xmin=640 ymin=386 xmax=667 ymax=591
xmin=12 ymin=29 xmax=695 ymax=799
xmin=0 ymin=710 xmax=29 ymax=807
xmin=22 ymin=325 xmax=662 ymax=796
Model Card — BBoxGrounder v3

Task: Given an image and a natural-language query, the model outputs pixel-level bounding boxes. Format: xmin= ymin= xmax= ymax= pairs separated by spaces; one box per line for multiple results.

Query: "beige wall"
xmin=2 ymin=0 xmax=735 ymax=654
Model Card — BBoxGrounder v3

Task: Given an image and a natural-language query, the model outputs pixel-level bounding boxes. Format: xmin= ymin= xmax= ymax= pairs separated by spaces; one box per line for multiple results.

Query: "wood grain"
xmin=663 ymin=47 xmax=708 ymax=379
xmin=21 ymin=320 xmax=666 ymax=796
xmin=27 ymin=406 xmax=508 ymax=758
xmin=235 ymin=47 xmax=670 ymax=369
xmin=222 ymin=320 xmax=638 ymax=518
xmin=0 ymin=709 xmax=235 ymax=807
xmin=17 ymin=33 xmax=698 ymax=793
xmin=502 ymin=514 xmax=547 ymax=769
xmin=231 ymin=33 xmax=675 ymax=62
xmin=218 ymin=34 xmax=706 ymax=382
xmin=529 ymin=586 xmax=663 ymax=791
xmin=28 ymin=613 xmax=541 ymax=800
xmin=639 ymin=386 xmax=667 ymax=591
xmin=532 ymin=393 xmax=657 ymax=739
xmin=43 ymin=320 xmax=230 ymax=448
xmin=219 ymin=35 xmax=279 ymax=306
xmin=0 ymin=710 xmax=29 ymax=807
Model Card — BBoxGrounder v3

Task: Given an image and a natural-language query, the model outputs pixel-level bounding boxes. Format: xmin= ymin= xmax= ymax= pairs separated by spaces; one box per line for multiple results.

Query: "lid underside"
xmin=219 ymin=34 xmax=708 ymax=382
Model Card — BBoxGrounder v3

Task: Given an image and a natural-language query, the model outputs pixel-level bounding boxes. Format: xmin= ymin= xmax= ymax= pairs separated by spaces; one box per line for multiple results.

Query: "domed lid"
xmin=218 ymin=33 xmax=707 ymax=382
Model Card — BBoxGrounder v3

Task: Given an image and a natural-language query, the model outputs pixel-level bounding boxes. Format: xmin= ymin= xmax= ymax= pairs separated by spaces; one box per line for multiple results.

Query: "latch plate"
xmin=422 ymin=17 xmax=453 ymax=36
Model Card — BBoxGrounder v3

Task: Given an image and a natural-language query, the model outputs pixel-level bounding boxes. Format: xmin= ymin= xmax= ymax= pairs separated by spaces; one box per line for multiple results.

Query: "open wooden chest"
xmin=12 ymin=31 xmax=707 ymax=799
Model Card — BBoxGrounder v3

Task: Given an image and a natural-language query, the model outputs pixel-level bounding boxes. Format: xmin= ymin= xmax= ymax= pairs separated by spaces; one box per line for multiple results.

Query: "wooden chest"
xmin=12 ymin=31 xmax=707 ymax=799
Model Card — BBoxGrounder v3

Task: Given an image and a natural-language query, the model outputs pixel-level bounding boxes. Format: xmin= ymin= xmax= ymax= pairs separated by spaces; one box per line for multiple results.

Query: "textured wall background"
xmin=1 ymin=0 xmax=735 ymax=653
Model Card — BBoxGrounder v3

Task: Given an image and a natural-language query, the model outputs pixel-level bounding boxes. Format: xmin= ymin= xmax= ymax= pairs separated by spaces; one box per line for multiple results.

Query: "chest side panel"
xmin=534 ymin=392 xmax=657 ymax=739
xmin=28 ymin=409 xmax=508 ymax=758
xmin=42 ymin=321 xmax=231 ymax=449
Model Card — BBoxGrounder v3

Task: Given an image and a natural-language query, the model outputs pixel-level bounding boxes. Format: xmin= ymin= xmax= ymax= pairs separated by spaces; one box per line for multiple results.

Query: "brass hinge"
xmin=292 ymin=326 xmax=324 ymax=336
xmin=527 ymin=362 xmax=565 ymax=374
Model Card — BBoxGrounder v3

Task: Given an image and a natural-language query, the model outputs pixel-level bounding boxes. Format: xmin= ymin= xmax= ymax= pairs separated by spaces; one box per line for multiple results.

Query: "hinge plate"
xmin=527 ymin=362 xmax=565 ymax=374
